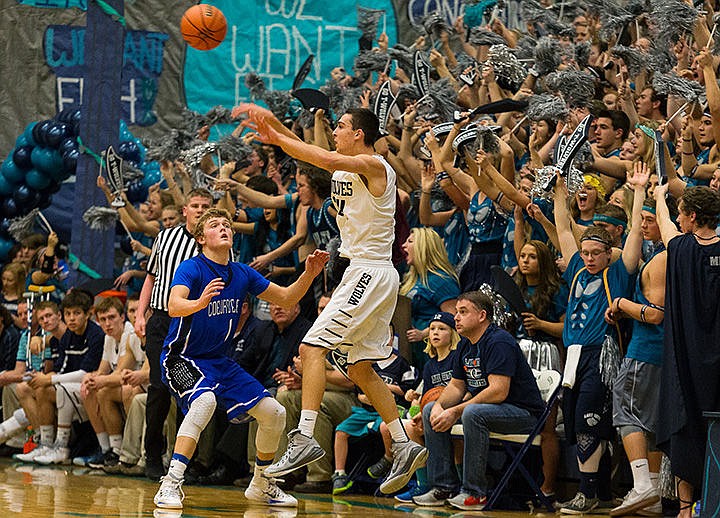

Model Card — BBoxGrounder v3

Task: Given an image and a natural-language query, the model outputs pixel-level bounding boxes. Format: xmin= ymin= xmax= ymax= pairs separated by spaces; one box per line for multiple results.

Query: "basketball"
xmin=180 ymin=4 xmax=227 ymax=51
xmin=420 ymin=385 xmax=445 ymax=410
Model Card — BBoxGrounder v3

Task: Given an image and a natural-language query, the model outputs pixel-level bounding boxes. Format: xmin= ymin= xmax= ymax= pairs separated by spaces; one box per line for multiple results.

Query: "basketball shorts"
xmin=161 ymin=352 xmax=270 ymax=422
xmin=303 ymin=259 xmax=399 ymax=364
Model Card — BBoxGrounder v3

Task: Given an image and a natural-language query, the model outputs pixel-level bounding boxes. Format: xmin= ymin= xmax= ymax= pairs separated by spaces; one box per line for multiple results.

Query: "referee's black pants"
xmin=144 ymin=310 xmax=172 ymax=466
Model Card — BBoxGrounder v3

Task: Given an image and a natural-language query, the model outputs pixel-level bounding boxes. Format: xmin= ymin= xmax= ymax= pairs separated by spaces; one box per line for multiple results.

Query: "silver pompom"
xmin=82 ymin=206 xmax=118 ymax=231
xmin=477 ymin=283 xmax=513 ymax=331
xmin=8 ymin=210 xmax=39 ymax=242
xmin=527 ymin=94 xmax=569 ymax=122
xmin=530 ymin=166 xmax=584 ymax=201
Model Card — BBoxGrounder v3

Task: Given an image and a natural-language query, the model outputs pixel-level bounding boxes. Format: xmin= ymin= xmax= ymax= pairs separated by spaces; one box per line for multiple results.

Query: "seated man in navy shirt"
xmin=415 ymin=290 xmax=544 ymax=511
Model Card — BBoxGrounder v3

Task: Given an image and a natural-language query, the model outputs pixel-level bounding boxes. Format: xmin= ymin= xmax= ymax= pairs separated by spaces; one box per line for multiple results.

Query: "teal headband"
xmin=641 ymin=205 xmax=656 ymax=214
xmin=635 ymin=123 xmax=655 ymax=140
xmin=593 ymin=213 xmax=627 ymax=227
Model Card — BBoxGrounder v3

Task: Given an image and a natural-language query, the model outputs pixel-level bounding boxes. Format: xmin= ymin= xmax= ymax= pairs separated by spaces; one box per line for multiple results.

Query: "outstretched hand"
xmin=304 ymin=250 xmax=330 ymax=278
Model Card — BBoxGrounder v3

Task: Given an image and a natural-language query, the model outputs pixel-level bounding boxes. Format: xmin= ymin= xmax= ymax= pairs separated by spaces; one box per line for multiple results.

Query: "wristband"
xmin=688 ymin=165 xmax=698 ymax=178
xmin=682 ymin=151 xmax=695 ymax=156
xmin=436 ymin=171 xmax=449 ymax=181
xmin=640 ymin=304 xmax=648 ymax=323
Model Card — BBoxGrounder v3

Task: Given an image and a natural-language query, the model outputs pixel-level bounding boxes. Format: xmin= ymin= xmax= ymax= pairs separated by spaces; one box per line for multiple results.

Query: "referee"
xmin=134 ymin=188 xmax=213 ymax=480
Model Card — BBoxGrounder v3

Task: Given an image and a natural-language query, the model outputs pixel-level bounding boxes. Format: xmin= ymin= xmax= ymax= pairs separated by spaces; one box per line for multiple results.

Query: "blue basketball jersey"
xmin=164 ymin=255 xmax=270 ymax=358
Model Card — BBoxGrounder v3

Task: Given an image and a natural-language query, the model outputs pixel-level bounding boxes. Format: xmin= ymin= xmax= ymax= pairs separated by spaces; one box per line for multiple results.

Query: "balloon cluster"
xmin=0 ymin=110 xmax=160 ymax=260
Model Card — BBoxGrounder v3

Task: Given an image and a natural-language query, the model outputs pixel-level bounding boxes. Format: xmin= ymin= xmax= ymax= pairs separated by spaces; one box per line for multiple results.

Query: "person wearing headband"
xmin=678 ymin=108 xmax=715 ymax=188
xmin=604 ymin=196 xmax=667 ymax=516
xmin=553 ymin=165 xmax=646 ymax=515
xmin=592 ymin=205 xmax=628 ymax=248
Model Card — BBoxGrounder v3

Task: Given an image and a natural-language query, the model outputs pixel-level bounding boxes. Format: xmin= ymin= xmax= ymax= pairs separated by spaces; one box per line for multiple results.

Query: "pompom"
xmin=217 ymin=135 xmax=253 ymax=164
xmin=415 ymin=78 xmax=458 ymax=122
xmin=179 ymin=142 xmax=217 ymax=176
xmin=357 ymin=6 xmax=383 ymax=42
xmin=8 ymin=210 xmax=39 ymax=242
xmin=354 ymin=50 xmax=390 ymax=79
xmin=388 ymin=44 xmax=415 ymax=76
xmin=527 ymin=94 xmax=570 ymax=122
xmin=82 ymin=206 xmax=118 ymax=231
xmin=421 ymin=12 xmax=451 ymax=40
xmin=471 ymin=125 xmax=501 ymax=155
xmin=530 ymin=166 xmax=585 ymax=201
xmin=647 ymin=44 xmax=677 ymax=75
xmin=652 ymin=72 xmax=704 ymax=102
xmin=122 ymin=162 xmax=144 ymax=183
xmin=610 ymin=45 xmax=648 ymax=78
xmin=650 ymin=0 xmax=699 ymax=46
xmin=203 ymin=106 xmax=233 ymax=126
xmin=545 ymin=70 xmax=596 ymax=108
xmin=598 ymin=0 xmax=634 ymax=41
xmin=513 ymin=35 xmax=537 ymax=61
xmin=488 ymin=44 xmax=527 ymax=91
xmin=534 ymin=37 xmax=562 ymax=77
xmin=245 ymin=73 xmax=292 ymax=119
xmin=468 ymin=27 xmax=507 ymax=46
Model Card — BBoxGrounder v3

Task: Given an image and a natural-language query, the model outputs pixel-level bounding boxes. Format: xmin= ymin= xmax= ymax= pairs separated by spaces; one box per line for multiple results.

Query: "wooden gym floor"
xmin=0 ymin=457 xmax=549 ymax=517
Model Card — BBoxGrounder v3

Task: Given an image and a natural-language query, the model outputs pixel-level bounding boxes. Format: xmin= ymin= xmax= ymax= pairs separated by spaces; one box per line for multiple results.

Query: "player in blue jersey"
xmin=153 ymin=208 xmax=328 ymax=511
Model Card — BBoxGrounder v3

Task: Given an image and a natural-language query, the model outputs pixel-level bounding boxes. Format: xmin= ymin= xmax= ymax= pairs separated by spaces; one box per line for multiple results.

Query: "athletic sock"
xmin=298 ymin=410 xmax=318 ymax=438
xmin=168 ymin=453 xmax=190 ymax=480
xmin=55 ymin=427 xmax=71 ymax=448
xmin=40 ymin=425 xmax=55 ymax=447
xmin=387 ymin=418 xmax=409 ymax=443
xmin=631 ymin=458 xmax=653 ymax=492
xmin=96 ymin=432 xmax=110 ymax=453
xmin=109 ymin=434 xmax=123 ymax=454
xmin=579 ymin=471 xmax=599 ymax=499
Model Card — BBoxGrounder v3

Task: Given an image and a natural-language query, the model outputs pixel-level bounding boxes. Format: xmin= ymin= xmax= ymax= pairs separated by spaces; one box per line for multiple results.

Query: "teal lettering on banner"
xmin=183 ymin=0 xmax=397 ymax=115
xmin=17 ymin=0 xmax=87 ymax=8
xmin=44 ymin=25 xmax=168 ymax=126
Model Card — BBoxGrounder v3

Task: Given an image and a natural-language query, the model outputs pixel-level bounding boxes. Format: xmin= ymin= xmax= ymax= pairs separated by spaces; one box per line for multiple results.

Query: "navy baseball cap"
xmin=430 ymin=311 xmax=456 ymax=330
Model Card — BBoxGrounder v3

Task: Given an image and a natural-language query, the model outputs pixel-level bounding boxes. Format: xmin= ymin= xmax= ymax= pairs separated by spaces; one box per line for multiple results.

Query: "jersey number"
xmin=333 ymin=196 xmax=346 ymax=216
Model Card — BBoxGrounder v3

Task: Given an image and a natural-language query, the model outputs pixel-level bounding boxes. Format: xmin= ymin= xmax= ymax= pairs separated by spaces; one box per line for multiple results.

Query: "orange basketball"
xmin=180 ymin=4 xmax=227 ymax=51
xmin=420 ymin=385 xmax=445 ymax=410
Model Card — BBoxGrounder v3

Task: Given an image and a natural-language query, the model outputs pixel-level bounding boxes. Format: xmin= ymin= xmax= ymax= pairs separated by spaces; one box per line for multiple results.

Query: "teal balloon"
xmin=0 ymin=238 xmax=13 ymax=261
xmin=25 ymin=169 xmax=52 ymax=190
xmin=0 ymin=173 xmax=13 ymax=196
xmin=1 ymin=158 xmax=24 ymax=184
xmin=142 ymin=168 xmax=162 ymax=187
xmin=31 ymin=147 xmax=64 ymax=175
xmin=23 ymin=122 xmax=38 ymax=146
xmin=15 ymin=134 xmax=31 ymax=148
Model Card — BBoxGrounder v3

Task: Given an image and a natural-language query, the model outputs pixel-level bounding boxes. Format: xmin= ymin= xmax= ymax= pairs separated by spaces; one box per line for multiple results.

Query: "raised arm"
xmin=554 ymin=174 xmax=579 ymax=265
xmin=621 ymin=162 xmax=648 ymax=273
xmin=653 ymin=183 xmax=682 ymax=245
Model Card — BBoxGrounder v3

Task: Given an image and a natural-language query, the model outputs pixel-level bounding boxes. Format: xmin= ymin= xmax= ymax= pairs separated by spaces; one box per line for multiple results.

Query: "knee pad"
xmin=177 ymin=391 xmax=216 ymax=441
xmin=248 ymin=397 xmax=285 ymax=454
xmin=576 ymin=432 xmax=601 ymax=464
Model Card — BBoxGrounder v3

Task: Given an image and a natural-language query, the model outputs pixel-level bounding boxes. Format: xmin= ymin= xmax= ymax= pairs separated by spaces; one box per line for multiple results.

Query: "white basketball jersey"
xmin=331 ymin=155 xmax=396 ymax=262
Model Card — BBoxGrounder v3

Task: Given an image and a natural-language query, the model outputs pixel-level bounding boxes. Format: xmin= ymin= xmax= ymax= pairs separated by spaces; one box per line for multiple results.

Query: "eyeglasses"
xmin=580 ymin=249 xmax=610 ymax=258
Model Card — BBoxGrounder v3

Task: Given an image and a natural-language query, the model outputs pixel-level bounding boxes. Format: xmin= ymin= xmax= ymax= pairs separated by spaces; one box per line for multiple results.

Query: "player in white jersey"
xmin=237 ymin=104 xmax=427 ymax=495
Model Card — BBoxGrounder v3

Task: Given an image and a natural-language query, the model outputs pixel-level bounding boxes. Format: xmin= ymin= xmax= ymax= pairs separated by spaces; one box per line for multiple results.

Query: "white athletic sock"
xmin=109 ymin=434 xmax=123 ymax=454
xmin=334 ymin=469 xmax=346 ymax=476
xmin=168 ymin=455 xmax=189 ymax=480
xmin=55 ymin=427 xmax=71 ymax=448
xmin=96 ymin=432 xmax=110 ymax=453
xmin=298 ymin=410 xmax=318 ymax=438
xmin=40 ymin=425 xmax=55 ymax=447
xmin=387 ymin=418 xmax=409 ymax=443
xmin=631 ymin=458 xmax=653 ymax=492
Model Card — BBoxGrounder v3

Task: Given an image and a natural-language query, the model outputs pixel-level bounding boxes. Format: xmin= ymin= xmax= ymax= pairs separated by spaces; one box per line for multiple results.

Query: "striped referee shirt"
xmin=146 ymin=225 xmax=198 ymax=311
